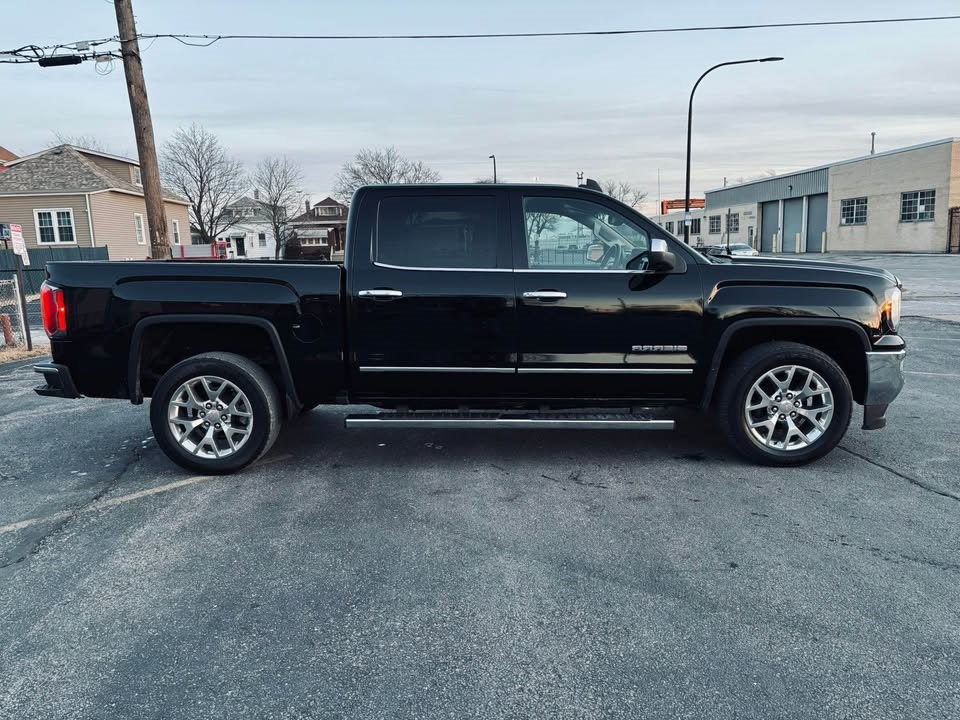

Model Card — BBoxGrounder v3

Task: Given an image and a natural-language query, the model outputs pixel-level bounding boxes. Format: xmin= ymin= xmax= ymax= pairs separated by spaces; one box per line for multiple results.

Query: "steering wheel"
xmin=600 ymin=242 xmax=623 ymax=270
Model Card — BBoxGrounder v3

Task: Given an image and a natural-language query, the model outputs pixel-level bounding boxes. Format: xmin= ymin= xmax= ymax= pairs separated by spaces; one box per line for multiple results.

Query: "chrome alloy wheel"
xmin=167 ymin=376 xmax=253 ymax=458
xmin=744 ymin=364 xmax=834 ymax=451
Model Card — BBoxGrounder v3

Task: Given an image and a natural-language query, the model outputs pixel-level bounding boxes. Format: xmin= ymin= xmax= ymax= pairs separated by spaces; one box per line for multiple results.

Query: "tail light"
xmin=40 ymin=282 xmax=67 ymax=336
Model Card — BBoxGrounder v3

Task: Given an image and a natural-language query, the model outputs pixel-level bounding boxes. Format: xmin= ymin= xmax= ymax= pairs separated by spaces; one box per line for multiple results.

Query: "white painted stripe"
xmin=0 ymin=453 xmax=293 ymax=536
xmin=905 ymin=370 xmax=960 ymax=378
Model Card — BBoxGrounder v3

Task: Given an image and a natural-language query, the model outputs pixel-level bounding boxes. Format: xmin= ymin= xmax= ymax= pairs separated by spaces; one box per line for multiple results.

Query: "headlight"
xmin=883 ymin=287 xmax=901 ymax=332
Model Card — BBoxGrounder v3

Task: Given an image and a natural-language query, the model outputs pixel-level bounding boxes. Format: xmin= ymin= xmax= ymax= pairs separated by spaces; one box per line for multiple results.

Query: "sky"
xmin=2 ymin=0 xmax=959 ymax=213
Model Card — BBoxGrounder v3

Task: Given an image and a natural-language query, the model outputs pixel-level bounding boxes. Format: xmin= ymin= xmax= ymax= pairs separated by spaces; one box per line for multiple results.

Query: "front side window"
xmin=726 ymin=213 xmax=740 ymax=233
xmin=522 ymin=196 xmax=649 ymax=270
xmin=35 ymin=208 xmax=76 ymax=244
xmin=900 ymin=190 xmax=935 ymax=222
xmin=134 ymin=213 xmax=146 ymax=245
xmin=709 ymin=215 xmax=721 ymax=234
xmin=376 ymin=195 xmax=498 ymax=269
xmin=841 ymin=197 xmax=868 ymax=225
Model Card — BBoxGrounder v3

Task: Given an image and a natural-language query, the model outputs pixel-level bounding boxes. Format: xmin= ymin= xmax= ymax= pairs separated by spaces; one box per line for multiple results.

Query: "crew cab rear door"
xmin=346 ymin=188 xmax=516 ymax=402
xmin=510 ymin=189 xmax=704 ymax=402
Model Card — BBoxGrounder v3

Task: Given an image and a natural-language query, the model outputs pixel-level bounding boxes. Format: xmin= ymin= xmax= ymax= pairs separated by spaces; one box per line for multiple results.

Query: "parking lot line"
xmin=904 ymin=370 xmax=960 ymax=378
xmin=0 ymin=453 xmax=293 ymax=536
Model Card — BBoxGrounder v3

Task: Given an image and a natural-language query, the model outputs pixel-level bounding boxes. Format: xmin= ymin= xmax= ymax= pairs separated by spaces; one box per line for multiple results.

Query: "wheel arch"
xmin=128 ymin=314 xmax=301 ymax=418
xmin=700 ymin=318 xmax=871 ymax=410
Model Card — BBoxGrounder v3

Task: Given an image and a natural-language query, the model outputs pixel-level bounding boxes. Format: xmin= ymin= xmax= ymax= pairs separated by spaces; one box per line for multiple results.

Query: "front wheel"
xmin=716 ymin=341 xmax=853 ymax=466
xmin=150 ymin=352 xmax=282 ymax=474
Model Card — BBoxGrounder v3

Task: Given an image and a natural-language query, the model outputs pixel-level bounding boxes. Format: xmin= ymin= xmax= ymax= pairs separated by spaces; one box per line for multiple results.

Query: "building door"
xmin=760 ymin=201 xmax=779 ymax=252
xmin=782 ymin=198 xmax=803 ymax=253
xmin=806 ymin=194 xmax=828 ymax=253
xmin=511 ymin=191 xmax=703 ymax=402
xmin=235 ymin=237 xmax=246 ymax=257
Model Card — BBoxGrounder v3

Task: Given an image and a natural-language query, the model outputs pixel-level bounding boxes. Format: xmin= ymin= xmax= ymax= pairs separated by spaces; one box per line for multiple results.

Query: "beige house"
xmin=0 ymin=145 xmax=190 ymax=259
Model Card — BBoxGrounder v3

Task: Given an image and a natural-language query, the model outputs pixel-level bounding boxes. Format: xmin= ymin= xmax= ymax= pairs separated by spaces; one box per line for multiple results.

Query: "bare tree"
xmin=600 ymin=179 xmax=648 ymax=208
xmin=334 ymin=146 xmax=440 ymax=202
xmin=159 ymin=124 xmax=246 ymax=244
xmin=252 ymin=156 xmax=305 ymax=260
xmin=51 ymin=133 xmax=114 ymax=153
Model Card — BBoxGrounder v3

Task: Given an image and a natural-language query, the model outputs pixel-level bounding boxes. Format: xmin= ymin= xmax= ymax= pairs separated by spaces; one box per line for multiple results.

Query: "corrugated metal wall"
xmin=706 ymin=168 xmax=829 ymax=208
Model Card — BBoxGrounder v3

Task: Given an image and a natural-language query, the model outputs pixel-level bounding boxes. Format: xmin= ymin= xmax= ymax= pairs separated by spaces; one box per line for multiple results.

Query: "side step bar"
xmin=345 ymin=413 xmax=674 ymax=431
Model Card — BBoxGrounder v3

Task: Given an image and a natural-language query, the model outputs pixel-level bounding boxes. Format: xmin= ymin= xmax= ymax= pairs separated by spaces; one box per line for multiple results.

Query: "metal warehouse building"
xmin=652 ymin=137 xmax=960 ymax=253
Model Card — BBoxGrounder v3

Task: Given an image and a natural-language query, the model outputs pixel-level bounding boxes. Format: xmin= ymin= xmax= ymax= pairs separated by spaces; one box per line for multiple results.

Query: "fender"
xmin=699 ymin=317 xmax=871 ymax=411
xmin=127 ymin=314 xmax=301 ymax=417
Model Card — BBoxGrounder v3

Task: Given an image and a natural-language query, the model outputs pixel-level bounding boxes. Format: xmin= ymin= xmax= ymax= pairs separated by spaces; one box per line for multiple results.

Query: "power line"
xmin=139 ymin=14 xmax=960 ymax=46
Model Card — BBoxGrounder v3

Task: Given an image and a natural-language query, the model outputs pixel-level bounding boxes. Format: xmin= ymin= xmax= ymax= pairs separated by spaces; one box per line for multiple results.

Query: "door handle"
xmin=522 ymin=290 xmax=567 ymax=300
xmin=358 ymin=289 xmax=403 ymax=299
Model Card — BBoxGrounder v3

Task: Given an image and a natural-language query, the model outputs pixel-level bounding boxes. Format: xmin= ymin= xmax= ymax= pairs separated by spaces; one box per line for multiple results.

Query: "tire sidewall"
xmin=727 ymin=347 xmax=852 ymax=465
xmin=150 ymin=357 xmax=274 ymax=474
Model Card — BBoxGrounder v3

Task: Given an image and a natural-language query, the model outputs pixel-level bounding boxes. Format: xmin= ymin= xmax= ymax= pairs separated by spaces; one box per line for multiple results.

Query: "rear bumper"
xmin=34 ymin=363 xmax=81 ymax=399
xmin=862 ymin=349 xmax=906 ymax=430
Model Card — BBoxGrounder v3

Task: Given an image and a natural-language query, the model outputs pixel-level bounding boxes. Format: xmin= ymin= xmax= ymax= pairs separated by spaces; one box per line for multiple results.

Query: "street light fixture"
xmin=489 ymin=154 xmax=497 ymax=183
xmin=683 ymin=56 xmax=784 ymax=245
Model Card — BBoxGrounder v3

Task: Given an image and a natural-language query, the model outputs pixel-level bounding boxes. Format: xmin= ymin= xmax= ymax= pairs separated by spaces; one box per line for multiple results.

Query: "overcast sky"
xmin=3 ymin=0 xmax=959 ymax=212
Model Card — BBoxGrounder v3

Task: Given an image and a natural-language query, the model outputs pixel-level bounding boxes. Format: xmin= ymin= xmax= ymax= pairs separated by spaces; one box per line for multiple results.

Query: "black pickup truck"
xmin=34 ymin=183 xmax=906 ymax=473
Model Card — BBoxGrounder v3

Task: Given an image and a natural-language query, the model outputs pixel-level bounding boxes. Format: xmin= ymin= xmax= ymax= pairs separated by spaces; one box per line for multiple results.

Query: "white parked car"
xmin=704 ymin=243 xmax=760 ymax=257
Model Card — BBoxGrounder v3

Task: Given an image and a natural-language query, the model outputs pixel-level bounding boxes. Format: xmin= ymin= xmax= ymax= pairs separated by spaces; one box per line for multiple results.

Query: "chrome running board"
xmin=344 ymin=412 xmax=674 ymax=431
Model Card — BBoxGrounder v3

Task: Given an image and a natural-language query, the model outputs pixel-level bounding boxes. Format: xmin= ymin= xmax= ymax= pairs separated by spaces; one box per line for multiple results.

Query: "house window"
xmin=315 ymin=206 xmax=340 ymax=216
xmin=172 ymin=219 xmax=181 ymax=245
xmin=132 ymin=166 xmax=142 ymax=186
xmin=708 ymin=215 xmax=721 ymax=234
xmin=690 ymin=217 xmax=701 ymax=234
xmin=900 ymin=190 xmax=936 ymax=222
xmin=258 ymin=232 xmax=267 ymax=247
xmin=665 ymin=221 xmax=674 ymax=233
xmin=841 ymin=197 xmax=868 ymax=225
xmin=726 ymin=213 xmax=740 ymax=233
xmin=134 ymin=213 xmax=146 ymax=245
xmin=34 ymin=208 xmax=77 ymax=244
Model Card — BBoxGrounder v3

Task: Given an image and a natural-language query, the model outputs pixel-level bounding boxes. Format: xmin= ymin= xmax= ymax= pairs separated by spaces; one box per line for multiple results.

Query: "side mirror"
xmin=585 ymin=243 xmax=605 ymax=263
xmin=647 ymin=237 xmax=677 ymax=272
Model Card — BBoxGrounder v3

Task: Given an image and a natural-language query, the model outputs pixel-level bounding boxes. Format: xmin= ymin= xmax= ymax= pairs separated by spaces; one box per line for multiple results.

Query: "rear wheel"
xmin=150 ymin=352 xmax=282 ymax=474
xmin=717 ymin=341 xmax=852 ymax=466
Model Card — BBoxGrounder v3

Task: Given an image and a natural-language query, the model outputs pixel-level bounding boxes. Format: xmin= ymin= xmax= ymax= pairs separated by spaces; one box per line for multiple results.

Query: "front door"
xmin=348 ymin=189 xmax=516 ymax=403
xmin=512 ymin=191 xmax=703 ymax=402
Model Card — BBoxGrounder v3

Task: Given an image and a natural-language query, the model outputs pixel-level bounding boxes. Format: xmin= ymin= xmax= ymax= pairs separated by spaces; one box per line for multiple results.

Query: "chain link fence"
xmin=0 ymin=276 xmax=28 ymax=347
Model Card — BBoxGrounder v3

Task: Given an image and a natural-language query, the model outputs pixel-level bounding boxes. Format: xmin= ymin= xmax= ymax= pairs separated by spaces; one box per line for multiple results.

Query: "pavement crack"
xmin=838 ymin=446 xmax=960 ymax=502
xmin=0 ymin=447 xmax=143 ymax=570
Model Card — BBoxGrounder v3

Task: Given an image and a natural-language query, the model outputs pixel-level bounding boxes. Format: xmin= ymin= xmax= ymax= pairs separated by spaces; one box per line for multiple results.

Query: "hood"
xmin=728 ymin=255 xmax=900 ymax=287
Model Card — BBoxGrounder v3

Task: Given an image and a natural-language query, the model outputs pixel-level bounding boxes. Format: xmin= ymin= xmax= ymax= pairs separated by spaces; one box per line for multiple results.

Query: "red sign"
xmin=661 ymin=199 xmax=705 ymax=215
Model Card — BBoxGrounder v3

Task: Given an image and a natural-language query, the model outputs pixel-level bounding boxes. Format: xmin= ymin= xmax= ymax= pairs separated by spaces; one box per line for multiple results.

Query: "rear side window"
xmin=376 ymin=196 xmax=498 ymax=269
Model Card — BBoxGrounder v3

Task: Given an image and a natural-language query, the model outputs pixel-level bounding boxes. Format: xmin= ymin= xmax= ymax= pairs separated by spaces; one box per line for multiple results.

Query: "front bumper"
xmin=34 ymin=363 xmax=81 ymax=399
xmin=862 ymin=348 xmax=906 ymax=430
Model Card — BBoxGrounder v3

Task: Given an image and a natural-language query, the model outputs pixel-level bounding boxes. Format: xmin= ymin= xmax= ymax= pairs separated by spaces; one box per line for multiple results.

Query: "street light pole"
xmin=489 ymin=154 xmax=497 ymax=183
xmin=684 ymin=56 xmax=783 ymax=245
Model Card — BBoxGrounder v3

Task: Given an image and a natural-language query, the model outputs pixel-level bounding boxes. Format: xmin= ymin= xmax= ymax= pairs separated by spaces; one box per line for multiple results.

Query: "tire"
xmin=150 ymin=352 xmax=282 ymax=474
xmin=716 ymin=341 xmax=852 ymax=466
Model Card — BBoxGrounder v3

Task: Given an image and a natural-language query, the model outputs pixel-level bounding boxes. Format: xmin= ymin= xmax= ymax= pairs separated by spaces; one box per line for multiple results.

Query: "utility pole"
xmin=114 ymin=0 xmax=168 ymax=259
xmin=870 ymin=132 xmax=876 ymax=155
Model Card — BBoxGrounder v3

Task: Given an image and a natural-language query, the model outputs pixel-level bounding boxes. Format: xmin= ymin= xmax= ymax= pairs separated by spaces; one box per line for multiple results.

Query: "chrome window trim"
xmin=372 ymin=261 xmax=512 ymax=273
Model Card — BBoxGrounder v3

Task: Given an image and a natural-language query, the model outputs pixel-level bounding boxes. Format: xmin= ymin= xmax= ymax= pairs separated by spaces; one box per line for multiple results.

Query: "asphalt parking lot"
xmin=1 ymin=254 xmax=958 ymax=719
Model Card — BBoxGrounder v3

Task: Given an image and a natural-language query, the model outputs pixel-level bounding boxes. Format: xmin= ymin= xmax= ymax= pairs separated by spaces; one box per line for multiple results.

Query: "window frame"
xmin=34 ymin=207 xmax=77 ymax=245
xmin=258 ymin=232 xmax=267 ymax=247
xmin=373 ymin=193 xmax=506 ymax=271
xmin=726 ymin=213 xmax=740 ymax=233
xmin=690 ymin=217 xmax=701 ymax=235
xmin=708 ymin=215 xmax=722 ymax=234
xmin=134 ymin=213 xmax=146 ymax=245
xmin=132 ymin=166 xmax=142 ymax=186
xmin=900 ymin=189 xmax=936 ymax=223
xmin=171 ymin=218 xmax=181 ymax=245
xmin=840 ymin=197 xmax=868 ymax=226
xmin=665 ymin=221 xmax=674 ymax=233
